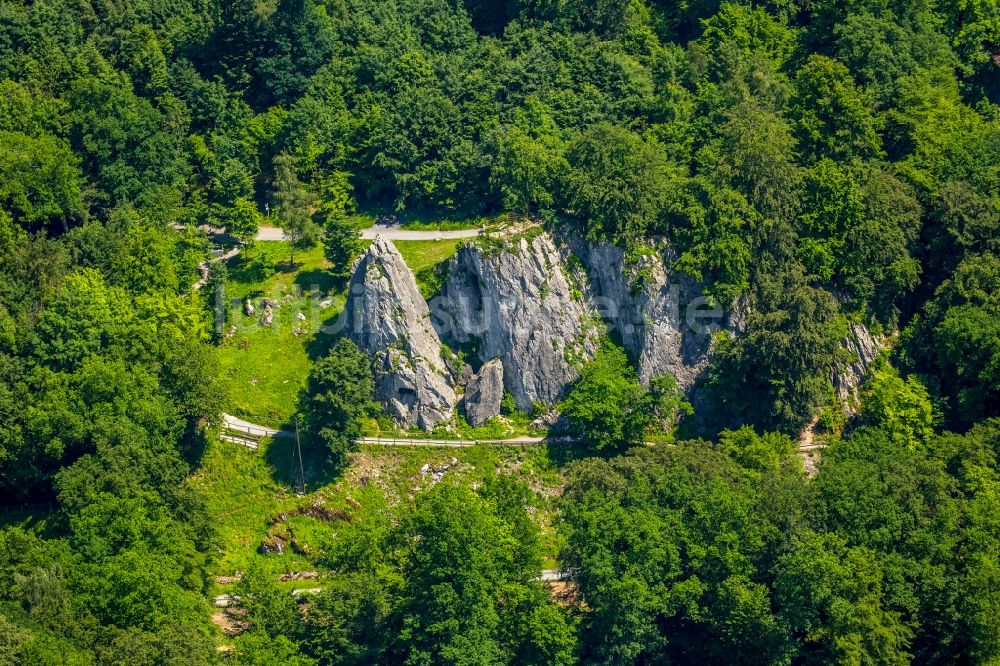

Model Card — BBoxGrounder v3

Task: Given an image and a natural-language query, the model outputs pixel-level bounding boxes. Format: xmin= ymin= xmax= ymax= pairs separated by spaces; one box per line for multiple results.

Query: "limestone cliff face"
xmin=346 ymin=237 xmax=456 ymax=429
xmin=833 ymin=322 xmax=884 ymax=411
xmin=346 ymin=231 xmax=879 ymax=432
xmin=572 ymin=241 xmax=717 ymax=391
xmin=434 ymin=233 xmax=601 ymax=410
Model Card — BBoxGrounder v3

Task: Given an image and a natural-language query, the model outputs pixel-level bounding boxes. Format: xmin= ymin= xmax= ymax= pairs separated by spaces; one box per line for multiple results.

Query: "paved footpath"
xmin=257 ymin=224 xmax=482 ymax=242
xmin=187 ymin=224 xmax=480 ymax=292
xmin=221 ymin=413 xmax=546 ymax=448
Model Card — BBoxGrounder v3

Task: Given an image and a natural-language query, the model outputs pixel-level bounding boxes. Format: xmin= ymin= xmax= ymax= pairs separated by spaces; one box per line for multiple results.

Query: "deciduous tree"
xmin=307 ymin=338 xmax=376 ymax=461
xmin=561 ymin=340 xmax=652 ymax=451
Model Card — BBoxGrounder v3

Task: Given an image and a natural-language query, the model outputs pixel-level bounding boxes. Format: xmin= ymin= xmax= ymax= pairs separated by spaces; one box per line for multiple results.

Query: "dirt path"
xmin=191 ymin=246 xmax=241 ymax=291
xmin=539 ymin=569 xmax=576 ymax=582
xmin=797 ymin=415 xmax=825 ymax=477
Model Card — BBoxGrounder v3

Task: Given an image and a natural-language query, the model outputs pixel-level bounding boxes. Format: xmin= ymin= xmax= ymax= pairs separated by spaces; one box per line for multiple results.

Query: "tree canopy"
xmin=0 ymin=0 xmax=997 ymax=661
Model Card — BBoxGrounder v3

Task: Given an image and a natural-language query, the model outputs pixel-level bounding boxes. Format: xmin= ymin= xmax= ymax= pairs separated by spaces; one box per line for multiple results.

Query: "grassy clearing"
xmin=194 ymin=433 xmax=568 ymax=592
xmin=191 ymin=436 xmax=310 ymax=577
xmin=216 ymin=239 xmax=463 ymax=420
xmin=223 ymin=242 xmax=337 ymax=300
xmin=394 ymin=218 xmax=485 ymax=231
xmin=394 ymin=238 xmax=462 ymax=298
xmin=202 ymin=229 xmax=570 ymax=586
xmin=216 ymin=243 xmax=346 ymax=421
xmin=216 ymin=318 xmax=312 ymax=422
xmin=353 ymin=208 xmax=487 ymax=231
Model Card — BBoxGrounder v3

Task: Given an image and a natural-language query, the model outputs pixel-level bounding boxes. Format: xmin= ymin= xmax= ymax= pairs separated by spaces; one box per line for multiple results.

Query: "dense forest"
xmin=0 ymin=0 xmax=999 ymax=663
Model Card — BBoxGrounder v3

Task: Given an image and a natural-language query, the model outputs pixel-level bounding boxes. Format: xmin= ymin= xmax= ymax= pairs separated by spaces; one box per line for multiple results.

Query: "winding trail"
xmin=191 ymin=246 xmax=241 ymax=291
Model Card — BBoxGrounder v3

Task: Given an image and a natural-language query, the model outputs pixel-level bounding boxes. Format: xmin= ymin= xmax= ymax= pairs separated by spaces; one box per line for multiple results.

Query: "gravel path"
xmin=255 ymin=226 xmax=286 ymax=241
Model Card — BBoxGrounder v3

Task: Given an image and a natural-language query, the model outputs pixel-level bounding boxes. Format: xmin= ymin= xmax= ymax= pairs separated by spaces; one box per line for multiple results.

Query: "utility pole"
xmin=294 ymin=415 xmax=306 ymax=495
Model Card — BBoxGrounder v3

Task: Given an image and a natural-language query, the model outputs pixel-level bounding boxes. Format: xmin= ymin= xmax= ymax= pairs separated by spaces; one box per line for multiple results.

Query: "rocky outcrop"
xmin=346 ymin=236 xmax=457 ymax=429
xmin=344 ymin=229 xmax=881 ymax=433
xmin=726 ymin=293 xmax=752 ymax=334
xmin=434 ymin=233 xmax=601 ymax=409
xmin=463 ymin=358 xmax=504 ymax=426
xmin=572 ymin=241 xmax=717 ymax=390
xmin=833 ymin=322 xmax=883 ymax=409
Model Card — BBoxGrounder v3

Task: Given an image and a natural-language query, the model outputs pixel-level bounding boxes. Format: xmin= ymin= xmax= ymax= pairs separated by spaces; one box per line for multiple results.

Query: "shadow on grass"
xmin=295 ymin=269 xmax=345 ymax=296
xmin=414 ymin=263 xmax=448 ymax=300
xmin=263 ymin=424 xmax=345 ymax=493
xmin=304 ymin=308 xmax=351 ymax=362
xmin=544 ymin=439 xmax=608 ymax=468
xmin=226 ymin=253 xmax=270 ymax=285
xmin=275 ymin=260 xmax=299 ymax=274
xmin=259 ymin=383 xmax=349 ymax=492
xmin=181 ymin=424 xmax=211 ymax=468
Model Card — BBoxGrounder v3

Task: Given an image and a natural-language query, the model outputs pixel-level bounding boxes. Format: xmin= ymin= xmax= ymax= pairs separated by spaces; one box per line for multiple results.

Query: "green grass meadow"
xmin=215 ymin=238 xmax=459 ymax=421
xmin=202 ymin=236 xmax=568 ymax=589
xmin=215 ymin=243 xmax=336 ymax=421
xmin=193 ymin=433 xmax=566 ymax=591
xmin=394 ymin=238 xmax=462 ymax=298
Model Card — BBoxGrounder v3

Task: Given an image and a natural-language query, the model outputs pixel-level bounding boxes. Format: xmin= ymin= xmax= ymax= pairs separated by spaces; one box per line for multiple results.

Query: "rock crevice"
xmin=463 ymin=358 xmax=504 ymax=426
xmin=572 ymin=240 xmax=717 ymax=391
xmin=833 ymin=321 xmax=884 ymax=412
xmin=434 ymin=233 xmax=601 ymax=410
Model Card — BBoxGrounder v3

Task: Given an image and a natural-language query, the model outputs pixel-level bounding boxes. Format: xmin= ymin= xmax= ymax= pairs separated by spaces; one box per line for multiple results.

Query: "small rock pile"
xmin=278 ymin=571 xmax=319 ymax=582
xmin=259 ymin=529 xmax=310 ymax=556
xmin=420 ymin=457 xmax=459 ymax=484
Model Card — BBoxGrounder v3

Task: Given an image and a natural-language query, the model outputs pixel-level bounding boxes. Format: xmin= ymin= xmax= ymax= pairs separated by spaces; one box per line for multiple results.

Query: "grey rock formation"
xmin=346 ymin=236 xmax=457 ymax=429
xmin=572 ymin=241 xmax=717 ymax=390
xmin=463 ymin=358 xmax=504 ymax=426
xmin=435 ymin=233 xmax=600 ymax=409
xmin=833 ymin=322 xmax=883 ymax=408
xmin=259 ymin=306 xmax=273 ymax=327
xmin=443 ymin=351 xmax=473 ymax=387
xmin=530 ymin=409 xmax=562 ymax=431
xmin=244 ymin=299 xmax=255 ymax=316
xmin=726 ymin=292 xmax=752 ymax=334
